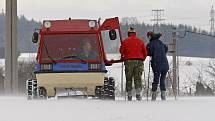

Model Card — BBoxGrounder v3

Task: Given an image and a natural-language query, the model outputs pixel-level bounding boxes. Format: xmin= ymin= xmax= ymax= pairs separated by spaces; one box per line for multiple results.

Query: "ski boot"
xmin=135 ymin=88 xmax=142 ymax=101
xmin=128 ymin=96 xmax=132 ymax=101
xmin=151 ymin=91 xmax=157 ymax=101
xmin=136 ymin=94 xmax=141 ymax=101
xmin=127 ymin=91 xmax=132 ymax=101
xmin=161 ymin=91 xmax=166 ymax=101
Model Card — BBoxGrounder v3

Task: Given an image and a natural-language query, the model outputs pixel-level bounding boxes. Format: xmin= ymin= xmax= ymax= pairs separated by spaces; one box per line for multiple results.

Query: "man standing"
xmin=146 ymin=31 xmax=169 ymax=101
xmin=120 ymin=27 xmax=147 ymax=101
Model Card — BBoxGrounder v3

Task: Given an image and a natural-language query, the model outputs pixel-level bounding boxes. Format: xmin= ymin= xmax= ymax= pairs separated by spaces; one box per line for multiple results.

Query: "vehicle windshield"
xmin=40 ymin=34 xmax=100 ymax=63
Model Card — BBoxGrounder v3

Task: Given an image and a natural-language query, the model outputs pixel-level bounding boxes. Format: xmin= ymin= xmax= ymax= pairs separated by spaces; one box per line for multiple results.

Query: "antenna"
xmin=210 ymin=5 xmax=215 ymax=35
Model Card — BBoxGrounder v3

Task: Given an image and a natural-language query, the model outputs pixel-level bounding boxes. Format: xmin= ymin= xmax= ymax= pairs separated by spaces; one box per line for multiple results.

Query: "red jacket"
xmin=120 ymin=34 xmax=147 ymax=61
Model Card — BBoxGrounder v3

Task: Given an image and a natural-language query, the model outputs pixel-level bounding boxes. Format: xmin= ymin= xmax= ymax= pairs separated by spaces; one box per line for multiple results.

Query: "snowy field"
xmin=1 ymin=96 xmax=215 ymax=121
xmin=0 ymin=53 xmax=214 ymax=94
xmin=0 ymin=53 xmax=214 ymax=121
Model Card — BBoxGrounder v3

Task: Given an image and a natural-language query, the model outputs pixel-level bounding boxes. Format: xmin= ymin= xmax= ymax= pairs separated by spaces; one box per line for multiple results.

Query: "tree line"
xmin=0 ymin=15 xmax=215 ymax=57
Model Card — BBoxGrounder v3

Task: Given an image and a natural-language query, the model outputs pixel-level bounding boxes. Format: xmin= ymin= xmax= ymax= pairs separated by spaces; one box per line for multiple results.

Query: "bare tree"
xmin=206 ymin=59 xmax=215 ymax=93
xmin=207 ymin=59 xmax=215 ymax=78
xmin=0 ymin=66 xmax=4 ymax=95
xmin=192 ymin=62 xmax=214 ymax=96
xmin=18 ymin=60 xmax=36 ymax=94
xmin=121 ymin=17 xmax=139 ymax=25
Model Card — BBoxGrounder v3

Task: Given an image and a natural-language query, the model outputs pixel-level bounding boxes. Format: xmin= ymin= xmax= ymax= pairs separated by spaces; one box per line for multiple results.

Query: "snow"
xmin=0 ymin=59 xmax=4 ymax=66
xmin=0 ymin=53 xmax=214 ymax=94
xmin=0 ymin=53 xmax=214 ymax=121
xmin=0 ymin=96 xmax=215 ymax=121
xmin=1 ymin=53 xmax=213 ymax=92
xmin=0 ymin=53 xmax=37 ymax=66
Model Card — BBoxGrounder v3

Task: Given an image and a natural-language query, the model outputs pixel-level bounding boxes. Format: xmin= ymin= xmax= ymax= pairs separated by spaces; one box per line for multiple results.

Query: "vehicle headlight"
xmin=88 ymin=63 xmax=101 ymax=70
xmin=89 ymin=20 xmax=96 ymax=28
xmin=40 ymin=64 xmax=53 ymax=71
xmin=43 ymin=21 xmax=52 ymax=29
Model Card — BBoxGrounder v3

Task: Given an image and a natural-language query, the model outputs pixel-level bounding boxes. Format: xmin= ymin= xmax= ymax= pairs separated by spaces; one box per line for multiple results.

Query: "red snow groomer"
xmin=26 ymin=17 xmax=122 ymax=100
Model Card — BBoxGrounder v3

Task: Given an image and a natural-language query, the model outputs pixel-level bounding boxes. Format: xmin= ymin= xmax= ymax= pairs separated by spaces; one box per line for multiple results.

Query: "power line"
xmin=178 ymin=30 xmax=215 ymax=38
xmin=151 ymin=9 xmax=165 ymax=26
xmin=167 ymin=16 xmax=209 ymax=20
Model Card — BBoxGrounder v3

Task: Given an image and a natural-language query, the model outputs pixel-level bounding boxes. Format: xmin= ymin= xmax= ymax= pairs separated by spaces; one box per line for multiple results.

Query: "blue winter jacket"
xmin=146 ymin=34 xmax=169 ymax=72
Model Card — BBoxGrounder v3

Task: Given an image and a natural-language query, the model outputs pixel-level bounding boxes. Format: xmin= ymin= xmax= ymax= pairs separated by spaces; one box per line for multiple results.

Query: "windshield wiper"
xmin=43 ymin=41 xmax=57 ymax=64
xmin=61 ymin=55 xmax=87 ymax=63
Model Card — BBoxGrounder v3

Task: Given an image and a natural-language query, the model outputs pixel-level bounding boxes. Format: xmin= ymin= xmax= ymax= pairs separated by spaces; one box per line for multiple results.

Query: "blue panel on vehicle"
xmin=53 ymin=62 xmax=88 ymax=71
xmin=35 ymin=64 xmax=40 ymax=71
xmin=34 ymin=62 xmax=107 ymax=72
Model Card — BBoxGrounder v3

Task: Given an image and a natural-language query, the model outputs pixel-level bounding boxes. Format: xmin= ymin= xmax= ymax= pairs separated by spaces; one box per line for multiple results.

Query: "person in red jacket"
xmin=120 ymin=27 xmax=147 ymax=101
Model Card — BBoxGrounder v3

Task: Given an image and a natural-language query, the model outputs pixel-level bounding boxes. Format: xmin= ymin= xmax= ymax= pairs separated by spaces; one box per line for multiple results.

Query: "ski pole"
xmin=143 ymin=62 xmax=146 ymax=100
xmin=122 ymin=62 xmax=126 ymax=101
xmin=168 ymin=71 xmax=177 ymax=100
xmin=147 ymin=59 xmax=151 ymax=101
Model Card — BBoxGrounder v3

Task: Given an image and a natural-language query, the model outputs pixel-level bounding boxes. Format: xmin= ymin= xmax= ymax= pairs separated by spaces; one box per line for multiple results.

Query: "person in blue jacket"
xmin=146 ymin=31 xmax=169 ymax=101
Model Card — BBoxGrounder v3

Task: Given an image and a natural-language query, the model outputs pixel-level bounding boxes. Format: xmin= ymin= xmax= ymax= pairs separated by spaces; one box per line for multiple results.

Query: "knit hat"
xmin=127 ymin=27 xmax=136 ymax=33
xmin=147 ymin=31 xmax=154 ymax=38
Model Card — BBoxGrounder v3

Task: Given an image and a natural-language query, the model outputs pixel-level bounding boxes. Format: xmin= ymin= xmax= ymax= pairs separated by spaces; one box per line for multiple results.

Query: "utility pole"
xmin=172 ymin=28 xmax=178 ymax=96
xmin=5 ymin=0 xmax=18 ymax=95
xmin=168 ymin=28 xmax=178 ymax=98
xmin=177 ymin=40 xmax=180 ymax=95
xmin=151 ymin=9 xmax=165 ymax=31
xmin=210 ymin=5 xmax=215 ymax=35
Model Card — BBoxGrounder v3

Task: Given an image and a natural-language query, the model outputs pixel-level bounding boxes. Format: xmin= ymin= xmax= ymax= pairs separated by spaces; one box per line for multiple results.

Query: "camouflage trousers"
xmin=124 ymin=60 xmax=144 ymax=94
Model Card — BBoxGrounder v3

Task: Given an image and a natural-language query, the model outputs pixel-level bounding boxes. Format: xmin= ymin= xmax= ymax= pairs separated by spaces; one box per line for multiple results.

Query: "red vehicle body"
xmin=36 ymin=18 xmax=122 ymax=64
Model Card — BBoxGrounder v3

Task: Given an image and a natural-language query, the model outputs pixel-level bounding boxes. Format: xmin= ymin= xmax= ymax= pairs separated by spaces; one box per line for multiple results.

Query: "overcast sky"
xmin=0 ymin=0 xmax=215 ymax=31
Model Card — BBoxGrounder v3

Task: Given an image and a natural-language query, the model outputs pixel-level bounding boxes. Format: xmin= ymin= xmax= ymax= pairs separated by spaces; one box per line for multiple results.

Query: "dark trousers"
xmin=152 ymin=70 xmax=168 ymax=92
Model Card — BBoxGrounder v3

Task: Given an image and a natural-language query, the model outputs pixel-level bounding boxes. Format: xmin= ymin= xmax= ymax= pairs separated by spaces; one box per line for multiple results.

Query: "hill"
xmin=118 ymin=23 xmax=215 ymax=58
xmin=0 ymin=15 xmax=215 ymax=58
xmin=0 ymin=13 xmax=40 ymax=58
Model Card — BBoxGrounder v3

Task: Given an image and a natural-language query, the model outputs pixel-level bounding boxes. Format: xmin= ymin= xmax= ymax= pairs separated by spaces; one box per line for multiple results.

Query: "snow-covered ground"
xmin=0 ymin=53 xmax=214 ymax=94
xmin=0 ymin=53 xmax=37 ymax=66
xmin=0 ymin=53 xmax=214 ymax=121
xmin=1 ymin=96 xmax=215 ymax=121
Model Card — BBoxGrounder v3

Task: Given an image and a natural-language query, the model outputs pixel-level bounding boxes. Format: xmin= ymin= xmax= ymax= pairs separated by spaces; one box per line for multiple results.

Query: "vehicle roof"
xmin=41 ymin=19 xmax=98 ymax=32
